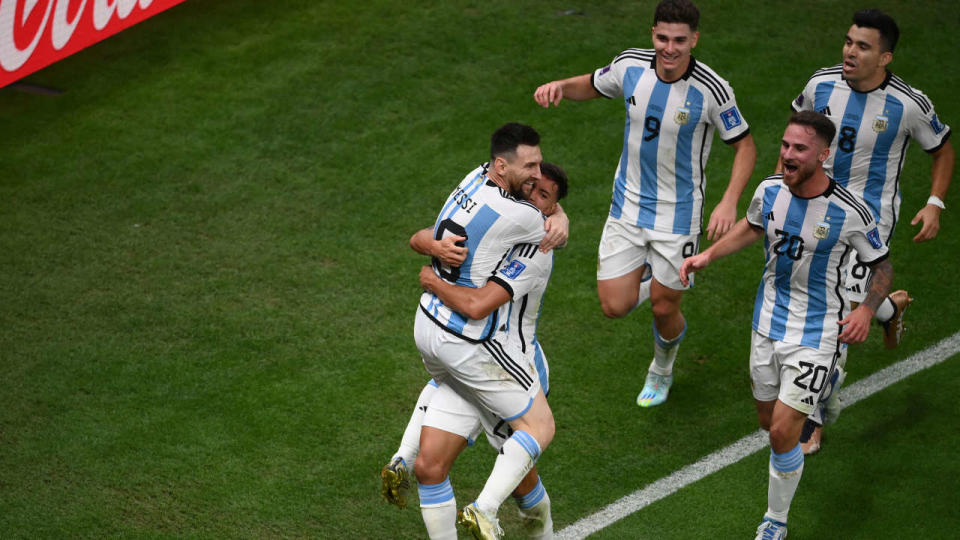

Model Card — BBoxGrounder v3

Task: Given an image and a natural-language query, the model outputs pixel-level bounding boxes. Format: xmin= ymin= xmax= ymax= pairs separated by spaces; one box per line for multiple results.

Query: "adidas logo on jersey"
xmin=801 ymin=396 xmax=815 ymax=406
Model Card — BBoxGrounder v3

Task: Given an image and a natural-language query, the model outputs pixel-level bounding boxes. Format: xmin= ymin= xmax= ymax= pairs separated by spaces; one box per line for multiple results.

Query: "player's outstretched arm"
xmin=418 ymin=266 xmax=510 ymax=320
xmin=680 ymin=217 xmax=762 ymax=286
xmin=410 ymin=228 xmax=468 ymax=267
xmin=839 ymin=258 xmax=893 ymax=343
xmin=911 ymin=141 xmax=954 ymax=243
xmin=707 ymin=134 xmax=757 ymax=241
xmin=540 ymin=203 xmax=569 ymax=253
xmin=533 ymin=74 xmax=600 ymax=108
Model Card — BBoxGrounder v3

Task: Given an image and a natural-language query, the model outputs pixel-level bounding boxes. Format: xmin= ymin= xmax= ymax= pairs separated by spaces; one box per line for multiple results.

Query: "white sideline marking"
xmin=557 ymin=331 xmax=960 ymax=539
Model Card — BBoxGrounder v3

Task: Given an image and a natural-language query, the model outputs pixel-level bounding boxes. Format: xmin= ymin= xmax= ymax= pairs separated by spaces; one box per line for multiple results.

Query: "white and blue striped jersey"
xmin=792 ymin=67 xmax=951 ymax=241
xmin=419 ymin=165 xmax=546 ymax=343
xmin=746 ymin=175 xmax=889 ymax=351
xmin=491 ymin=242 xmax=554 ymax=396
xmin=592 ymin=49 xmax=751 ymax=235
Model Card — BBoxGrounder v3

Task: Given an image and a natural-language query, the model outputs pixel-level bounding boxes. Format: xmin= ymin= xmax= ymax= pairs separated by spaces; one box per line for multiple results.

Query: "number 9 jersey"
xmin=592 ymin=49 xmax=751 ymax=235
xmin=419 ymin=165 xmax=546 ymax=343
xmin=746 ymin=175 xmax=889 ymax=352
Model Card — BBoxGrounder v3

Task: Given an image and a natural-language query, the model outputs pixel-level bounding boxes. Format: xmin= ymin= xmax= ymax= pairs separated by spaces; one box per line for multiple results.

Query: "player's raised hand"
xmin=435 ymin=235 xmax=468 ymax=266
xmin=534 ymin=81 xmax=564 ymax=108
xmin=706 ymin=200 xmax=737 ymax=241
xmin=838 ymin=305 xmax=873 ymax=343
xmin=910 ymin=204 xmax=941 ymax=243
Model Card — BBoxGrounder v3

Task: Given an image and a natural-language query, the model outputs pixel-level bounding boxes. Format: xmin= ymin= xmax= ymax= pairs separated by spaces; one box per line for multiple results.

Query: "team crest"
xmin=813 ymin=221 xmax=830 ymax=240
xmin=674 ymin=107 xmax=691 ymax=125
xmin=873 ymin=115 xmax=889 ymax=133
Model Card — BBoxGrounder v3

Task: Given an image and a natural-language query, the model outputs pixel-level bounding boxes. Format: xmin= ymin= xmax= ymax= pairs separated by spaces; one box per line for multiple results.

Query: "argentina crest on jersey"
xmin=813 ymin=219 xmax=831 ymax=240
xmin=674 ymin=106 xmax=691 ymax=125
xmin=500 ymin=259 xmax=527 ymax=279
xmin=873 ymin=114 xmax=889 ymax=133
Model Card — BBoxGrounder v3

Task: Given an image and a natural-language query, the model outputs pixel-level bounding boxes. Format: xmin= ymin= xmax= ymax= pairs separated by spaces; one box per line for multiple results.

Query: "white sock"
xmin=650 ymin=320 xmax=686 ymax=375
xmin=515 ymin=477 xmax=552 ymax=540
xmin=476 ymin=430 xmax=540 ymax=516
xmin=394 ymin=381 xmax=437 ymax=471
xmin=875 ymin=296 xmax=896 ymax=322
xmin=765 ymin=443 xmax=804 ymax=524
xmin=419 ymin=477 xmax=457 ymax=540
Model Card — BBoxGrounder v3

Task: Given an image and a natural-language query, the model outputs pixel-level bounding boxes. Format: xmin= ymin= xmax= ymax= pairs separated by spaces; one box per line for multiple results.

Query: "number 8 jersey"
xmin=419 ymin=165 xmax=546 ymax=343
xmin=791 ymin=67 xmax=951 ymax=241
xmin=592 ymin=49 xmax=751 ymax=235
xmin=746 ymin=175 xmax=889 ymax=351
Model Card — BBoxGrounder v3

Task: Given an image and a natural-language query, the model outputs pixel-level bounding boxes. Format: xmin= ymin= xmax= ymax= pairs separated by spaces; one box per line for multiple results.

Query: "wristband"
xmin=927 ymin=195 xmax=946 ymax=209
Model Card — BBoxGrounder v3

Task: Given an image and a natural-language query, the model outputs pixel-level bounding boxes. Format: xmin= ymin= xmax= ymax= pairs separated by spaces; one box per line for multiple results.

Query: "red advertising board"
xmin=1 ymin=0 xmax=189 ymax=88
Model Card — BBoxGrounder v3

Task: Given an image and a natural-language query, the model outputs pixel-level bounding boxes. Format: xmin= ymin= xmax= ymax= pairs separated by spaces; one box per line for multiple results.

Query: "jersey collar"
xmin=650 ymin=54 xmax=697 ymax=83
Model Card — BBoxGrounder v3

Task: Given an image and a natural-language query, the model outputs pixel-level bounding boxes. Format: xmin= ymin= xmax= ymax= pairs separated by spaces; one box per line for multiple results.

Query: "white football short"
xmin=421 ymin=382 xmax=513 ymax=452
xmin=749 ymin=331 xmax=840 ymax=415
xmin=596 ymin=216 xmax=699 ymax=290
xmin=842 ymin=221 xmax=893 ymax=304
xmin=414 ymin=308 xmax=540 ymax=422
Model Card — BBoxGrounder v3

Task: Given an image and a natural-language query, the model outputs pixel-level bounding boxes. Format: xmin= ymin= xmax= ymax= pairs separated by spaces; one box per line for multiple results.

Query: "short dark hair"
xmin=539 ymin=162 xmax=569 ymax=201
xmin=853 ymin=9 xmax=899 ymax=52
xmin=653 ymin=0 xmax=700 ymax=31
xmin=490 ymin=123 xmax=540 ymax=162
xmin=788 ymin=111 xmax=836 ymax=147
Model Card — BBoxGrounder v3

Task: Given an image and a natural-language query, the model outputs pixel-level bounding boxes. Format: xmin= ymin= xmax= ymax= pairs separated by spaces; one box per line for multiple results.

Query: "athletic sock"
xmin=765 ymin=443 xmax=804 ymax=524
xmin=875 ymin=296 xmax=896 ymax=322
xmin=515 ymin=477 xmax=552 ymax=540
xmin=418 ymin=477 xmax=457 ymax=540
xmin=476 ymin=430 xmax=541 ymax=516
xmin=394 ymin=381 xmax=437 ymax=471
xmin=649 ymin=319 xmax=686 ymax=376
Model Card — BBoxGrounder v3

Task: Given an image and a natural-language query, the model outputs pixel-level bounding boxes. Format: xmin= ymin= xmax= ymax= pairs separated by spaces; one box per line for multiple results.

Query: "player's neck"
xmin=486 ymin=169 xmax=510 ymax=192
xmin=656 ymin=58 xmax=690 ymax=83
xmin=790 ymin=170 xmax=831 ymax=198
xmin=847 ymin=69 xmax=887 ymax=92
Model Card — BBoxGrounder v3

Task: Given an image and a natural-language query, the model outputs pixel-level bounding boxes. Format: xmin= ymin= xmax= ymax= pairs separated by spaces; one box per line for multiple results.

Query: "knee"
xmin=600 ymin=301 xmax=629 ymax=319
xmin=767 ymin=423 xmax=795 ymax=450
xmin=650 ymin=296 xmax=680 ymax=320
xmin=414 ymin=454 xmax=448 ymax=485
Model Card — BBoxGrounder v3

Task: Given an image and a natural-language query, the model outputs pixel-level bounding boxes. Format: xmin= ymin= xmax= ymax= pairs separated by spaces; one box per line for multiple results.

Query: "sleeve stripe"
xmin=691 ymin=65 xmax=730 ymax=104
xmin=888 ymin=76 xmax=933 ymax=114
xmin=832 ymin=184 xmax=874 ymax=226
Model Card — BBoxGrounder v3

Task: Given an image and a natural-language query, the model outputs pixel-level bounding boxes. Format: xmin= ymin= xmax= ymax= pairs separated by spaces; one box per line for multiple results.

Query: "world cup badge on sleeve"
xmin=873 ymin=115 xmax=889 ymax=133
xmin=814 ymin=221 xmax=830 ymax=240
xmin=674 ymin=107 xmax=690 ymax=125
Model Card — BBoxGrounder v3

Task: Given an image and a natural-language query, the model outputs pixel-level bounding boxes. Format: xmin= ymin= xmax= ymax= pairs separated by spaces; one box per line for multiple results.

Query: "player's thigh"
xmin=775 ymin=342 xmax=838 ymax=417
xmin=507 ymin=389 xmax=554 ymax=448
xmin=422 ymin=382 xmax=484 ymax=444
xmin=646 ymin=229 xmax=699 ymax=291
xmin=596 ymin=217 xmax=649 ymax=283
xmin=444 ymin=336 xmax=541 ymax=424
xmin=749 ymin=331 xmax=782 ymax=403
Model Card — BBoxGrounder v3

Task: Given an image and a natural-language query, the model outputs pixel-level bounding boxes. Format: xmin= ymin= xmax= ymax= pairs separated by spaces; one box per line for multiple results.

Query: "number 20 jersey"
xmin=592 ymin=50 xmax=751 ymax=235
xmin=792 ymin=67 xmax=951 ymax=240
xmin=419 ymin=165 xmax=546 ymax=343
xmin=746 ymin=175 xmax=889 ymax=352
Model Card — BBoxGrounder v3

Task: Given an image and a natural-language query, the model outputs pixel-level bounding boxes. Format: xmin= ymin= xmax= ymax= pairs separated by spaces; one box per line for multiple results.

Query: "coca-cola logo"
xmin=1 ymin=0 xmax=162 ymax=71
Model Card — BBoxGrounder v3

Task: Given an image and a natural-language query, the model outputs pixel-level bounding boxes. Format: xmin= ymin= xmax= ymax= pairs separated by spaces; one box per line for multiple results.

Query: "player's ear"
xmin=879 ymin=50 xmax=893 ymax=69
xmin=690 ymin=31 xmax=700 ymax=48
xmin=819 ymin=147 xmax=830 ymax=163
